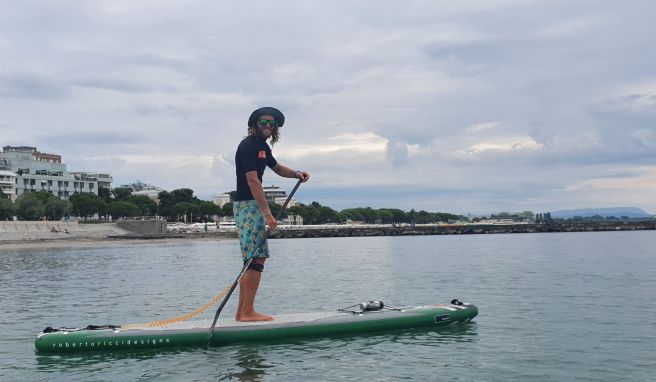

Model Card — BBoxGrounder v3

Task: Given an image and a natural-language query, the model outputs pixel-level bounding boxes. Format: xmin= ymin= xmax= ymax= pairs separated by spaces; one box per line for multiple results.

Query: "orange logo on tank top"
xmin=258 ymin=150 xmax=266 ymax=159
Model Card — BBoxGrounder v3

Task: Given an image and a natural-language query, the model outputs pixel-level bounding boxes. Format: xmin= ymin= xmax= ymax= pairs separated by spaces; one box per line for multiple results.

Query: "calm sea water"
xmin=1 ymin=231 xmax=655 ymax=381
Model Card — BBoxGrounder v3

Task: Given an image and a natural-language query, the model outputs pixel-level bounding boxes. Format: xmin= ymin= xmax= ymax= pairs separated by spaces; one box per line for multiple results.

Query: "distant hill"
xmin=551 ymin=207 xmax=653 ymax=219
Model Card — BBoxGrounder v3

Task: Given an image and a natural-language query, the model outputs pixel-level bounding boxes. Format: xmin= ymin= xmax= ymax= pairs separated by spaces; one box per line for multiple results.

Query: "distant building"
xmin=71 ymin=172 xmax=113 ymax=189
xmin=122 ymin=181 xmax=163 ymax=203
xmin=0 ymin=158 xmax=17 ymax=201
xmin=214 ymin=186 xmax=297 ymax=207
xmin=0 ymin=145 xmax=109 ymax=200
xmin=213 ymin=193 xmax=231 ymax=207
xmin=286 ymin=214 xmax=304 ymax=225
xmin=263 ymin=185 xmax=297 ymax=207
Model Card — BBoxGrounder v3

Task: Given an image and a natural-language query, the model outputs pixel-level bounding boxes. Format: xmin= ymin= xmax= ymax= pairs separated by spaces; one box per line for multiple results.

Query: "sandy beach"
xmin=0 ymin=220 xmax=190 ymax=249
xmin=0 ymin=236 xmax=230 ymax=250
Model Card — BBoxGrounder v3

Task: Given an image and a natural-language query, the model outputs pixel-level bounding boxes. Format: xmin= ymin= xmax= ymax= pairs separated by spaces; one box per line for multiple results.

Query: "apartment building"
xmin=0 ymin=158 xmax=16 ymax=201
xmin=263 ymin=185 xmax=297 ymax=206
xmin=212 ymin=186 xmax=297 ymax=207
xmin=121 ymin=181 xmax=163 ymax=203
xmin=0 ymin=146 xmax=111 ymax=200
xmin=71 ymin=172 xmax=113 ymax=189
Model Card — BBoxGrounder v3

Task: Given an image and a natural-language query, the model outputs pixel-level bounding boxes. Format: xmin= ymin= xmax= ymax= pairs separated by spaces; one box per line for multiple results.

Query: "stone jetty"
xmin=2 ymin=220 xmax=654 ymax=244
xmin=157 ymin=221 xmax=656 ymax=240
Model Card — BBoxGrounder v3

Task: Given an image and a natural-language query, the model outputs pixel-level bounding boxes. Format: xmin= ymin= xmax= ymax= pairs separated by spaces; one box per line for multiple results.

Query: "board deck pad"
xmin=35 ymin=302 xmax=478 ymax=353
xmin=142 ymin=311 xmax=343 ymax=330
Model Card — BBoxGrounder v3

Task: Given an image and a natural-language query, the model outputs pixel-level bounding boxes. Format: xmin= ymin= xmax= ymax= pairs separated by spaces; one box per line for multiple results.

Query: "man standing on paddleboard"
xmin=233 ymin=107 xmax=309 ymax=322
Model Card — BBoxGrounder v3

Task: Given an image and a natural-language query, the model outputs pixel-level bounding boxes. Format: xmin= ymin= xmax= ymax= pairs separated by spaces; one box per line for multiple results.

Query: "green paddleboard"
xmin=35 ymin=301 xmax=478 ymax=354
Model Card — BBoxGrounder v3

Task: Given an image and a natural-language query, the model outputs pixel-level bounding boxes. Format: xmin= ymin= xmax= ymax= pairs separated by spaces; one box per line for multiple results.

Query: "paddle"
xmin=207 ymin=178 xmax=303 ymax=347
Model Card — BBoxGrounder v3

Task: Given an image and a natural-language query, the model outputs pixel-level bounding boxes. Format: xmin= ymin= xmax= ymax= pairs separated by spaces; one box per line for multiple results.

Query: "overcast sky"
xmin=1 ymin=0 xmax=654 ymax=214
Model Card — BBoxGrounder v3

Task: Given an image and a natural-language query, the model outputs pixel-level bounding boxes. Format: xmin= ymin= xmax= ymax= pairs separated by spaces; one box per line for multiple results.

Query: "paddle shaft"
xmin=207 ymin=178 xmax=303 ymax=346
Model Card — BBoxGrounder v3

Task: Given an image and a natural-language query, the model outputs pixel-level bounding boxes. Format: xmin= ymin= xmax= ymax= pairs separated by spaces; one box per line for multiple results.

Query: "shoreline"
xmin=2 ymin=221 xmax=653 ymax=249
xmin=0 ymin=236 xmax=230 ymax=250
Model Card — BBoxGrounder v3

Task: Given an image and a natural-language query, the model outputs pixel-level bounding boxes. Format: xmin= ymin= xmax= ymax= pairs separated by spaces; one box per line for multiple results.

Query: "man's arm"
xmin=272 ymin=163 xmax=310 ymax=182
xmin=245 ymin=171 xmax=277 ymax=230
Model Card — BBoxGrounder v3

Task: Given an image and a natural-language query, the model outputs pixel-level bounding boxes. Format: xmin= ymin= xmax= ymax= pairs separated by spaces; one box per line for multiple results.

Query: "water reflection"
xmin=216 ymin=345 xmax=270 ymax=382
xmin=387 ymin=321 xmax=479 ymax=345
xmin=0 ymin=248 xmax=72 ymax=278
xmin=34 ymin=347 xmax=190 ymax=371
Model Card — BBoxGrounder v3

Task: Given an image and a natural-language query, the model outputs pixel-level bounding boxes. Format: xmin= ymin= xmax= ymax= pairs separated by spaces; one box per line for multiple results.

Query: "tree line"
xmin=285 ymin=202 xmax=465 ymax=224
xmin=0 ymin=187 xmax=467 ymax=224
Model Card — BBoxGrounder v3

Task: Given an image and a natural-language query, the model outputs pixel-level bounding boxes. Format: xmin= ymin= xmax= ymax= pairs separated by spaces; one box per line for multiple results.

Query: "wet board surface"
xmin=36 ymin=303 xmax=478 ymax=353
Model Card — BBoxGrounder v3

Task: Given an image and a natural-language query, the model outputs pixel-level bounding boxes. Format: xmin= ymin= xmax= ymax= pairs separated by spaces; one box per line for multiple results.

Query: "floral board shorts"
xmin=233 ymin=200 xmax=270 ymax=264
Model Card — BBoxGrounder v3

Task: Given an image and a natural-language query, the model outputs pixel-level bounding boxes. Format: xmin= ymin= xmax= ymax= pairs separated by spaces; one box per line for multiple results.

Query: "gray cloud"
xmin=1 ymin=0 xmax=655 ymax=213
xmin=0 ymin=73 xmax=65 ymax=99
xmin=72 ymin=76 xmax=164 ymax=93
xmin=133 ymin=103 xmax=192 ymax=119
xmin=385 ymin=139 xmax=409 ymax=165
xmin=36 ymin=132 xmax=152 ymax=154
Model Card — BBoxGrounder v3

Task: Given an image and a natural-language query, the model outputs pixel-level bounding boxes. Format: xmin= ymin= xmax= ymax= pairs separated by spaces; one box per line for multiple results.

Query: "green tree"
xmin=518 ymin=211 xmax=535 ymax=220
xmin=196 ymin=200 xmax=223 ymax=221
xmin=158 ymin=188 xmax=197 ymax=220
xmin=407 ymin=209 xmax=418 ymax=224
xmin=268 ymin=202 xmax=282 ymax=219
xmin=317 ymin=206 xmax=337 ymax=223
xmin=16 ymin=192 xmax=46 ymax=220
xmin=434 ymin=212 xmax=465 ymax=222
xmin=15 ymin=191 xmax=63 ymax=220
xmin=357 ymin=207 xmax=378 ymax=224
xmin=341 ymin=208 xmax=364 ymax=222
xmin=0 ymin=197 xmax=16 ymax=220
xmin=111 ymin=187 xmax=132 ymax=201
xmin=110 ymin=201 xmax=140 ymax=218
xmin=98 ymin=186 xmax=112 ymax=204
xmin=29 ymin=191 xmax=57 ymax=205
xmin=221 ymin=202 xmax=234 ymax=217
xmin=173 ymin=202 xmax=200 ymax=222
xmin=125 ymin=195 xmax=157 ymax=216
xmin=69 ymin=192 xmax=108 ymax=219
xmin=287 ymin=205 xmax=304 ymax=224
xmin=303 ymin=206 xmax=320 ymax=225
xmin=416 ymin=210 xmax=432 ymax=224
xmin=157 ymin=190 xmax=172 ymax=217
xmin=334 ymin=212 xmax=348 ymax=223
xmin=44 ymin=198 xmax=67 ymax=221
xmin=171 ymin=188 xmax=195 ymax=202
xmin=377 ymin=209 xmax=394 ymax=224
xmin=381 ymin=208 xmax=407 ymax=223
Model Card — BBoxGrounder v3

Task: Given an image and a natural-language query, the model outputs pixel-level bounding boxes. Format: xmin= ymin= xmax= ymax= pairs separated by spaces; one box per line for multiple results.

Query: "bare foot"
xmin=236 ymin=311 xmax=273 ymax=322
